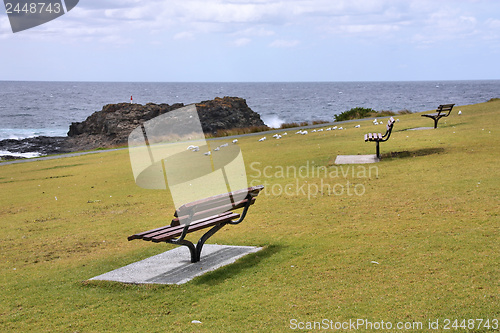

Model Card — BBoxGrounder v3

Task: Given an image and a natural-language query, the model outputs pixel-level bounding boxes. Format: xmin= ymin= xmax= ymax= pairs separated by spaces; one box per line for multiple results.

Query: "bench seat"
xmin=128 ymin=185 xmax=264 ymax=263
xmin=129 ymin=211 xmax=240 ymax=242
xmin=364 ymin=117 xmax=396 ymax=159
xmin=421 ymin=104 xmax=454 ymax=128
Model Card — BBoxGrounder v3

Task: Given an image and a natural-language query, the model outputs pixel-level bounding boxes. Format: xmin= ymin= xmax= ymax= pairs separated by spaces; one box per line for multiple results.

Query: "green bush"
xmin=334 ymin=107 xmax=377 ymax=122
xmin=334 ymin=107 xmax=400 ymax=122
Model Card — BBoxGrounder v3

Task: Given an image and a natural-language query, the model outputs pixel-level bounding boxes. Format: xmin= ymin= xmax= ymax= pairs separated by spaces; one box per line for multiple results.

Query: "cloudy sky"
xmin=1 ymin=0 xmax=499 ymax=82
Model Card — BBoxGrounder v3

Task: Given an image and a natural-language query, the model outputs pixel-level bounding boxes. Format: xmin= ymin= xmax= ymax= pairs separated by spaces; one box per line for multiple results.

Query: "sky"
xmin=1 ymin=0 xmax=500 ymax=82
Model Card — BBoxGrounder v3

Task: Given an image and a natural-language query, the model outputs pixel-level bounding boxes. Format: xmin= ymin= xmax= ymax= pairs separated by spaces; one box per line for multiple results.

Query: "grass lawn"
xmin=1 ymin=101 xmax=499 ymax=332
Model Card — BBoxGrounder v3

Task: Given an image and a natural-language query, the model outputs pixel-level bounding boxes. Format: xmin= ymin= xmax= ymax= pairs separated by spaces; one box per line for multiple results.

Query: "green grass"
xmin=1 ymin=102 xmax=499 ymax=332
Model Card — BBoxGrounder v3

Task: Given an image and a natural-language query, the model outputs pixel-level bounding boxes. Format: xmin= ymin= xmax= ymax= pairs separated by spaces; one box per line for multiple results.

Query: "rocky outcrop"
xmin=64 ymin=96 xmax=266 ymax=151
xmin=0 ymin=136 xmax=70 ymax=157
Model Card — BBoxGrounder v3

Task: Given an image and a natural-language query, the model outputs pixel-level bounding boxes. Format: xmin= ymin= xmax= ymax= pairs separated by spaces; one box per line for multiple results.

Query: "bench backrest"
xmin=437 ymin=104 xmax=454 ymax=115
xmin=171 ymin=185 xmax=264 ymax=226
xmin=382 ymin=117 xmax=396 ymax=141
xmin=386 ymin=117 xmax=395 ymax=133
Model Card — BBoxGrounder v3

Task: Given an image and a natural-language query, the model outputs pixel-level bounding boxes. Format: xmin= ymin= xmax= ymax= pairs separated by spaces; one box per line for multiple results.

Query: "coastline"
xmin=0 ymin=136 xmax=71 ymax=161
xmin=0 ymin=115 xmax=394 ymax=165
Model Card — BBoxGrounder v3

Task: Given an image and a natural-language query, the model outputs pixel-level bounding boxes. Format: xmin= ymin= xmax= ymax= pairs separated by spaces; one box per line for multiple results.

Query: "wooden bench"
xmin=128 ymin=185 xmax=264 ymax=263
xmin=421 ymin=104 xmax=455 ymax=128
xmin=364 ymin=117 xmax=396 ymax=159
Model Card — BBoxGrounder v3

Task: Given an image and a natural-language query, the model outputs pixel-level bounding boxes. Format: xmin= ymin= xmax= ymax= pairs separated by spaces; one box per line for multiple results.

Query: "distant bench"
xmin=421 ymin=104 xmax=455 ymax=128
xmin=128 ymin=185 xmax=264 ymax=263
xmin=364 ymin=117 xmax=396 ymax=159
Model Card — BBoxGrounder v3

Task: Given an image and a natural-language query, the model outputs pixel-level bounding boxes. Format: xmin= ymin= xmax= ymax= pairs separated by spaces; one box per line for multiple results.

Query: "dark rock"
xmin=1 ymin=97 xmax=266 ymax=158
xmin=65 ymin=96 xmax=266 ymax=151
xmin=0 ymin=136 xmax=70 ymax=156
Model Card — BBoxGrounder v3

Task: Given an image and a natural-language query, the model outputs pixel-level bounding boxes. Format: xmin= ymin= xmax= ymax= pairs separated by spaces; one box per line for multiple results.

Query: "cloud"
xmin=269 ymin=39 xmax=300 ymax=48
xmin=174 ymin=31 xmax=195 ymax=40
xmin=2 ymin=0 xmax=499 ymax=51
xmin=233 ymin=37 xmax=251 ymax=47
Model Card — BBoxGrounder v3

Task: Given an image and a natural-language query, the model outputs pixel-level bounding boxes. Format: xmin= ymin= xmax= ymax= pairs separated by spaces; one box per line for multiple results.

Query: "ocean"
xmin=0 ymin=80 xmax=499 ymax=145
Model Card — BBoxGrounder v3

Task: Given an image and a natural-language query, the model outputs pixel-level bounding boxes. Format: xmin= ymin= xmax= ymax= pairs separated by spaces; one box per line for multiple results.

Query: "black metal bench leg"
xmin=169 ymin=239 xmax=198 ymax=263
xmin=376 ymin=141 xmax=380 ymax=159
xmin=433 ymin=117 xmax=438 ymax=129
xmin=195 ymin=223 xmax=227 ymax=263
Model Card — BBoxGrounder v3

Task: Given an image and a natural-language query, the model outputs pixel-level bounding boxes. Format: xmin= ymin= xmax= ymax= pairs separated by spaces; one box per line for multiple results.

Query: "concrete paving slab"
xmin=89 ymin=244 xmax=262 ymax=285
xmin=334 ymin=154 xmax=380 ymax=164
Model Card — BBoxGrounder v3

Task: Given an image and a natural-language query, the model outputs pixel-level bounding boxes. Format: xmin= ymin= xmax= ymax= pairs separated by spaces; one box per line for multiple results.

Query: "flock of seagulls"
xmin=255 ymin=118 xmax=402 ymax=142
xmin=186 ymin=139 xmax=239 ymax=155
xmin=187 ymin=117 xmax=410 ymax=154
xmin=185 ymin=111 xmax=465 ymax=151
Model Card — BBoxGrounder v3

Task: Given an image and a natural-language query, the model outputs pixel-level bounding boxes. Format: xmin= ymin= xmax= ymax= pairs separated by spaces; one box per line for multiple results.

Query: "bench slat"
xmin=138 ymin=211 xmax=236 ymax=241
xmin=172 ymin=197 xmax=255 ymax=226
xmin=175 ymin=186 xmax=263 ymax=217
xmin=151 ymin=212 xmax=240 ymax=242
xmin=128 ymin=225 xmax=172 ymax=241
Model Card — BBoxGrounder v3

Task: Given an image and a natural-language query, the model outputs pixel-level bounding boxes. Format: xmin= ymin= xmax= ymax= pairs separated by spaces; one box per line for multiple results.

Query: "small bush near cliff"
xmin=334 ymin=107 xmax=378 ymax=121
xmin=334 ymin=107 xmax=401 ymax=122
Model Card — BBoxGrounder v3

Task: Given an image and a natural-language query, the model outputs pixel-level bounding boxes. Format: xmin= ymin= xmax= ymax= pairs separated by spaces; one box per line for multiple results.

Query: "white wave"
xmin=0 ymin=150 xmax=43 ymax=159
xmin=0 ymin=128 xmax=67 ymax=141
xmin=262 ymin=115 xmax=285 ymax=129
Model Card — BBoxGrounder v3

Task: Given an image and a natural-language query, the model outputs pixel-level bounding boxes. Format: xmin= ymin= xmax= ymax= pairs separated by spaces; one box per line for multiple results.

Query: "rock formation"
xmin=64 ymin=96 xmax=266 ymax=151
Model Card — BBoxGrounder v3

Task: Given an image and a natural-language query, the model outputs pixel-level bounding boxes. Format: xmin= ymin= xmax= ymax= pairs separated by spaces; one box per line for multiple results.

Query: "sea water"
xmin=1 ymin=80 xmax=499 ymax=143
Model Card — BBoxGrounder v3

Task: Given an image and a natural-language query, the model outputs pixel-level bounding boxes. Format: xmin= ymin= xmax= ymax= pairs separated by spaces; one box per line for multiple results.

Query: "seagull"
xmin=312 ymin=129 xmax=317 ymax=133
xmin=332 ymin=126 xmax=338 ymax=130
xmin=259 ymin=137 xmax=267 ymax=142
xmin=326 ymin=127 xmax=332 ymax=131
xmin=220 ymin=143 xmax=229 ymax=147
xmin=275 ymin=135 xmax=282 ymax=139
xmin=214 ymin=147 xmax=220 ymax=151
xmin=232 ymin=139 xmax=238 ymax=144
xmin=273 ymin=134 xmax=279 ymax=138
xmin=301 ymin=130 xmax=308 ymax=135
xmin=283 ymin=132 xmax=288 ymax=135
xmin=192 ymin=147 xmax=199 ymax=152
xmin=186 ymin=145 xmax=196 ymax=150
xmin=338 ymin=127 xmax=343 ymax=130
xmin=379 ymin=121 xmax=383 ymax=124
xmin=373 ymin=118 xmax=378 ymax=123
xmin=373 ymin=121 xmax=379 ymax=125
xmin=296 ymin=130 xmax=303 ymax=134
xmin=458 ymin=110 xmax=462 ymax=115
xmin=396 ymin=119 xmax=400 ymax=122
xmin=318 ymin=128 xmax=324 ymax=132
xmin=355 ymin=124 xmax=361 ymax=128
xmin=204 ymin=151 xmax=211 ymax=156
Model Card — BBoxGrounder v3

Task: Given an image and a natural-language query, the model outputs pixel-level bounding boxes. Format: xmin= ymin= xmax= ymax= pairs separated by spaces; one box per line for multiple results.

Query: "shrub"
xmin=334 ymin=107 xmax=377 ymax=122
xmin=333 ymin=107 xmax=405 ymax=122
